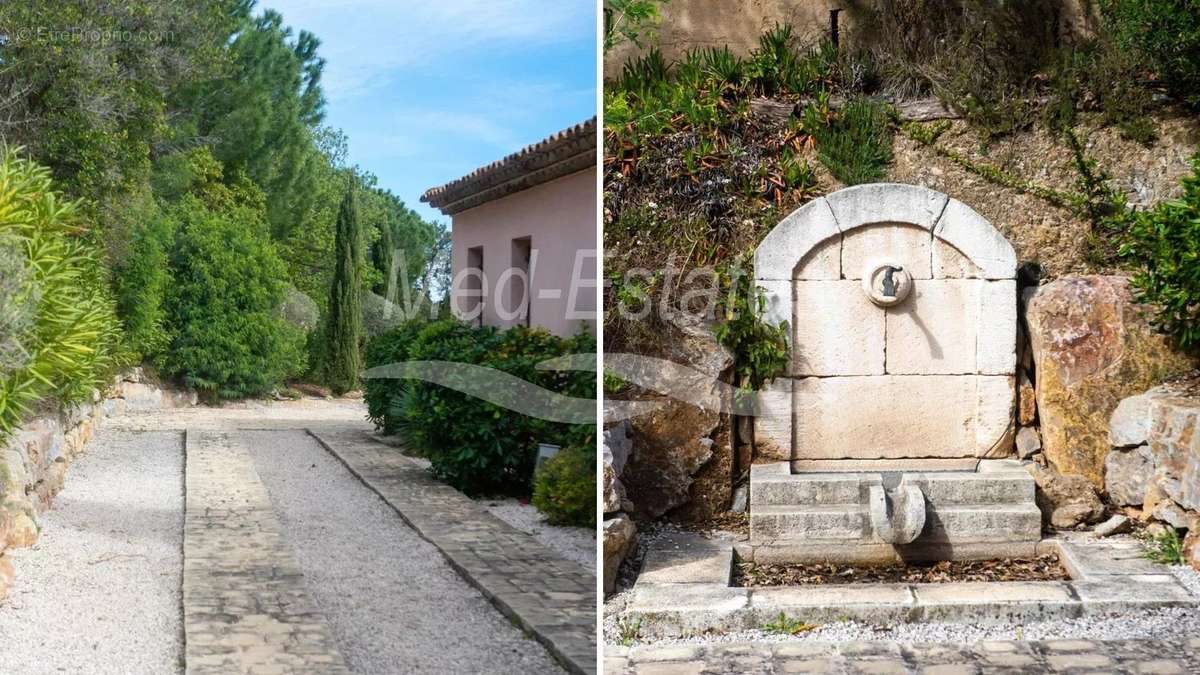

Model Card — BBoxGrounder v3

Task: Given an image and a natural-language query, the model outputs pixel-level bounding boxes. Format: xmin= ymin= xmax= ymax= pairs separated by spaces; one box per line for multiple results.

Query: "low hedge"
xmin=364 ymin=318 xmax=595 ymax=500
xmin=533 ymin=439 xmax=596 ymax=528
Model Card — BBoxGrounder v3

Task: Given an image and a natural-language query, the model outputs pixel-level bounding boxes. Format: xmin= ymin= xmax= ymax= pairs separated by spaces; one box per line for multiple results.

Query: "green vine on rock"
xmin=899 ymin=122 xmax=1079 ymax=210
xmin=712 ymin=258 xmax=789 ymax=394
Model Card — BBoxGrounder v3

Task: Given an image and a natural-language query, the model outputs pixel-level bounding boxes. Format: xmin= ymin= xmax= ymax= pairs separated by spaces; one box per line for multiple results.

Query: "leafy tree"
xmin=360 ymin=178 xmax=438 ymax=298
xmin=324 ymin=188 xmax=364 ymax=394
xmin=112 ymin=191 xmax=174 ymax=361
xmin=170 ymin=6 xmax=328 ymax=240
xmin=154 ymin=149 xmax=305 ymax=398
xmin=371 ymin=211 xmax=396 ymax=296
xmin=604 ymin=0 xmax=669 ymax=52
xmin=0 ymin=1 xmax=238 ymax=206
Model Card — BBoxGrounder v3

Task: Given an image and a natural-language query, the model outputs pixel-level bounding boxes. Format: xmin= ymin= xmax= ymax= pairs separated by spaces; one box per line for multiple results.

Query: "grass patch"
xmin=1141 ymin=527 xmax=1186 ymax=565
xmin=763 ymin=612 xmax=820 ymax=635
xmin=617 ymin=616 xmax=642 ymax=646
xmin=803 ymin=97 xmax=894 ymax=185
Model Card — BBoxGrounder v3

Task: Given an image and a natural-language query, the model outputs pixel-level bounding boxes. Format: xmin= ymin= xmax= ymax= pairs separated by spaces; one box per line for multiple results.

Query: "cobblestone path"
xmin=184 ymin=430 xmax=350 ymax=674
xmin=606 ymin=638 xmax=1200 ymax=674
xmin=310 ymin=425 xmax=598 ymax=675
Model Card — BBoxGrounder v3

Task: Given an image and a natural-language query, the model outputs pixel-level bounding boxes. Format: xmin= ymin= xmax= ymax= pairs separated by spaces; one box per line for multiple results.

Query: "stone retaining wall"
xmin=604 ymin=0 xmax=1101 ymax=79
xmin=0 ymin=368 xmax=194 ymax=599
xmin=1107 ymin=382 xmax=1200 ymax=568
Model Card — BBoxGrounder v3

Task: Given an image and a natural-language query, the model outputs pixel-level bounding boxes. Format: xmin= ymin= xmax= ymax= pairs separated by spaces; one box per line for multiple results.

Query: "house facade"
xmin=422 ymin=118 xmax=597 ymax=337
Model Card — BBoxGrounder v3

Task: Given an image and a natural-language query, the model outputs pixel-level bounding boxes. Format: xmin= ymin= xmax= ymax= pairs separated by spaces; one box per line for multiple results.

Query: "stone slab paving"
xmin=605 ymin=637 xmax=1200 ymax=674
xmin=621 ymin=533 xmax=1198 ymax=638
xmin=308 ymin=425 xmax=597 ymax=675
xmin=184 ymin=429 xmax=351 ymax=674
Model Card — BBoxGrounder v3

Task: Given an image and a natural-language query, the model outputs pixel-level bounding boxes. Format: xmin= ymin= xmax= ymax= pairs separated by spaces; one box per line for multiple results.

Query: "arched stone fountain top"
xmin=754 ymin=183 xmax=1016 ymax=283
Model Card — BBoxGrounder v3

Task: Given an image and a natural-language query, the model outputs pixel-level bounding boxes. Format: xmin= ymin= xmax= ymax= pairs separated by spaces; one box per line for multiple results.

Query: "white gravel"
xmin=484 ymin=500 xmax=596 ymax=573
xmin=246 ymin=429 xmax=564 ymax=675
xmin=0 ymin=430 xmax=184 ymax=674
xmin=605 ymin=561 xmax=1200 ymax=648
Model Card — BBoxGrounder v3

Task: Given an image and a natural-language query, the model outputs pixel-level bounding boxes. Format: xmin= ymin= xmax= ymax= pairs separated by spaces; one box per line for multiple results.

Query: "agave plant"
xmin=0 ymin=148 xmax=123 ymax=437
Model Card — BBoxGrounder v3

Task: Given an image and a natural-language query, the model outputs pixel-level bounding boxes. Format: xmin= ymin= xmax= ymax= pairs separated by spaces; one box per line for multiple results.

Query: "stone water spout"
xmin=868 ymin=475 xmax=926 ymax=545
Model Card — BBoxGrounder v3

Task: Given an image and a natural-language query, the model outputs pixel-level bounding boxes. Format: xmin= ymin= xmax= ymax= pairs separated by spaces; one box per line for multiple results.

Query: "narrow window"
xmin=467 ymin=245 xmax=484 ymax=327
xmin=511 ymin=236 xmax=532 ymax=327
xmin=829 ymin=9 xmax=841 ymax=50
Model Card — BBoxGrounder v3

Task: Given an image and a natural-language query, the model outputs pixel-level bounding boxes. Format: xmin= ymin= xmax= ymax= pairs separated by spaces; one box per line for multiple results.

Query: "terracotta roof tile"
xmin=421 ymin=117 xmax=596 ymax=215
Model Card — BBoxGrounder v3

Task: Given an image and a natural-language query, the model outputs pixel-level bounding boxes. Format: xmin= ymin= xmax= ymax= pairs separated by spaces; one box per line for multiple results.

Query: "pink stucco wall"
xmin=448 ymin=167 xmax=597 ymax=337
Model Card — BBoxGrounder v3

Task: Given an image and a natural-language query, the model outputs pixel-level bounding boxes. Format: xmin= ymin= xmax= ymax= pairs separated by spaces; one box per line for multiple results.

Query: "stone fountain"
xmin=749 ymin=183 xmax=1041 ymax=564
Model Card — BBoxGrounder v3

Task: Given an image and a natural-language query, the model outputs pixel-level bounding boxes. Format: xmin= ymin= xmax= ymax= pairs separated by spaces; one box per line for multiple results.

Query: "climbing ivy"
xmin=712 ymin=258 xmax=789 ymax=394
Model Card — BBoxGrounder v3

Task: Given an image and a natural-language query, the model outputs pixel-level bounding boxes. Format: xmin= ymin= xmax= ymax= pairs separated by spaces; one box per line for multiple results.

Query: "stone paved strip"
xmin=184 ymin=430 xmax=350 ymax=674
xmin=309 ymin=426 xmax=597 ymax=675
xmin=605 ymin=637 xmax=1200 ymax=674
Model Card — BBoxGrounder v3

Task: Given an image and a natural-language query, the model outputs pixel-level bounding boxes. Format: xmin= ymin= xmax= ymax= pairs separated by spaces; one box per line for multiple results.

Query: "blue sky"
xmin=263 ymin=0 xmax=597 ymax=223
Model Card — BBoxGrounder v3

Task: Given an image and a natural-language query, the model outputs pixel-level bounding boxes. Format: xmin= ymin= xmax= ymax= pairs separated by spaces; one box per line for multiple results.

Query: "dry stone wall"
xmin=1106 ymin=381 xmax=1200 ymax=570
xmin=604 ymin=0 xmax=1101 ymax=79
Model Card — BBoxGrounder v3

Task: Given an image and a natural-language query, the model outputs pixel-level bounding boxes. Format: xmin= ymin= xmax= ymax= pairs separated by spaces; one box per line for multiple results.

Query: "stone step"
xmin=918 ymin=472 xmax=1035 ymax=507
xmin=750 ymin=462 xmax=1035 ymax=508
xmin=750 ymin=472 xmax=874 ymax=507
xmin=751 ymin=503 xmax=1042 ymax=546
xmin=751 ymin=504 xmax=869 ymax=541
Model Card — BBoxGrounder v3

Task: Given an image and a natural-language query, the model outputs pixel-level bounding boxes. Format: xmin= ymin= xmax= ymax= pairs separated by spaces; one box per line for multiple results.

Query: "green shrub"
xmin=160 ymin=195 xmax=306 ymax=398
xmin=362 ymin=316 xmax=434 ymax=433
xmin=0 ymin=149 xmax=123 ymax=436
xmin=803 ymin=96 xmax=894 ymax=186
xmin=1043 ymin=39 xmax=1157 ymax=146
xmin=532 ymin=443 xmax=597 ymax=528
xmin=113 ymin=207 xmax=174 ymax=361
xmin=364 ymin=318 xmax=595 ymax=496
xmin=1103 ymin=0 xmax=1200 ymax=110
xmin=1118 ymin=154 xmax=1200 ymax=351
xmin=714 ymin=260 xmax=789 ymax=393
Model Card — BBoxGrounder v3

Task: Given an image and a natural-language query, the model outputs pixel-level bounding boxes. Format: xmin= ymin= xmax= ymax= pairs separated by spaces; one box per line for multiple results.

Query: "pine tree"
xmin=324 ymin=187 xmax=363 ymax=394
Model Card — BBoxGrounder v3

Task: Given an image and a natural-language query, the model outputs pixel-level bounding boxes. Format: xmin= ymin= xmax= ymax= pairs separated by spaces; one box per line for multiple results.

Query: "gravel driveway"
xmin=0 ymin=430 xmax=184 ymax=675
xmin=245 ymin=429 xmax=565 ymax=675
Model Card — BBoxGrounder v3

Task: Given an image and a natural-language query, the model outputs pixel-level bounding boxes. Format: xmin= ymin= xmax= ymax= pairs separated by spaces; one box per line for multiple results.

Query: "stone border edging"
xmin=307 ymin=427 xmax=597 ymax=675
xmin=621 ymin=533 xmax=1199 ymax=638
xmin=607 ymin=636 xmax=1200 ymax=673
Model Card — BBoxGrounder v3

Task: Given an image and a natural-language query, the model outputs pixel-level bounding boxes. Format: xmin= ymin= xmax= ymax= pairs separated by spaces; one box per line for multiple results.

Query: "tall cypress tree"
xmin=371 ymin=220 xmax=395 ymax=295
xmin=324 ymin=187 xmax=363 ymax=394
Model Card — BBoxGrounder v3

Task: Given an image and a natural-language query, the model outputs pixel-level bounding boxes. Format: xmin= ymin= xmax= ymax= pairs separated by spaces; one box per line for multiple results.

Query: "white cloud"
xmin=262 ymin=0 xmax=595 ymax=101
xmin=350 ymin=79 xmax=592 ymax=161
